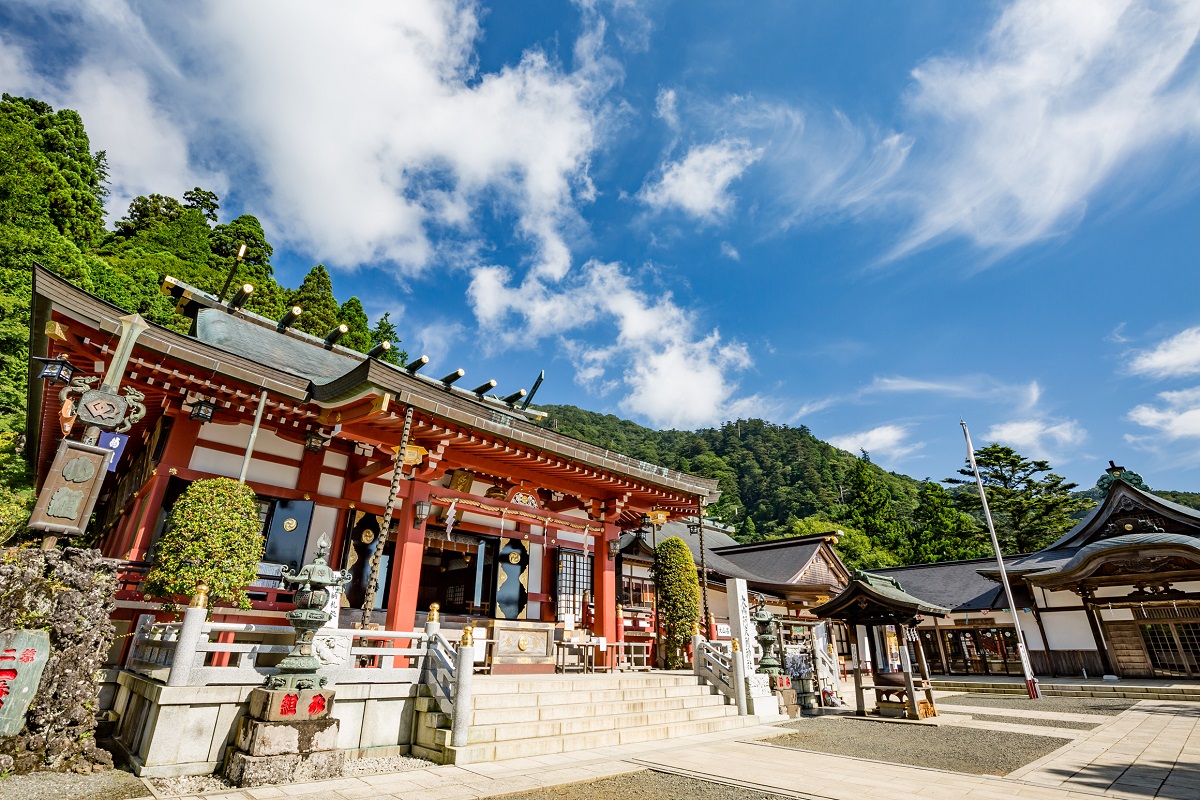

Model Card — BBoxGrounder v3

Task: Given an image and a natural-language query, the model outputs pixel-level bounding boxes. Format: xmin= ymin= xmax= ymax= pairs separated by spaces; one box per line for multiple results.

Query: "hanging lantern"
xmin=188 ymin=398 xmax=217 ymax=423
xmin=33 ymin=356 xmax=78 ymax=386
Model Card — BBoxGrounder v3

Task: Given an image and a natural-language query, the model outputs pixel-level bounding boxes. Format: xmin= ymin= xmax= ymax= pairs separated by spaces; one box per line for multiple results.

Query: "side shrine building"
xmin=876 ymin=472 xmax=1200 ymax=680
xmin=28 ymin=265 xmax=726 ymax=667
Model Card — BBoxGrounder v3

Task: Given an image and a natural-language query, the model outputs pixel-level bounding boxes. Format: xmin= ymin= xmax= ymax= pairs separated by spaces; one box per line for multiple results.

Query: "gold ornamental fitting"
xmin=189 ymin=581 xmax=210 ymax=609
xmin=693 ymin=621 xmax=701 ymax=635
xmin=428 ymin=602 xmax=440 ymax=622
xmin=731 ymin=637 xmax=740 ymax=652
xmin=460 ymin=624 xmax=474 ymax=647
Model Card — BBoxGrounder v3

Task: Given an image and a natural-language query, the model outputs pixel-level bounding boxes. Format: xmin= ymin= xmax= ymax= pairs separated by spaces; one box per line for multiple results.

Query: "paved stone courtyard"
xmin=14 ymin=694 xmax=1196 ymax=799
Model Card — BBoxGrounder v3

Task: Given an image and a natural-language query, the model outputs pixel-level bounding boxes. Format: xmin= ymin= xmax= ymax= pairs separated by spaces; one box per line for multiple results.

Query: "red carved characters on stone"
xmin=0 ymin=649 xmax=15 ymax=710
xmin=308 ymin=694 xmax=326 ymax=715
xmin=18 ymin=649 xmax=35 ymax=664
xmin=279 ymin=694 xmax=298 ymax=716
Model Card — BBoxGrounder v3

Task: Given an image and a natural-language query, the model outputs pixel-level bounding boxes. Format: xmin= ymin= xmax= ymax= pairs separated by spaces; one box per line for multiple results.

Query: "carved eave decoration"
xmin=1025 ymin=534 xmax=1200 ymax=591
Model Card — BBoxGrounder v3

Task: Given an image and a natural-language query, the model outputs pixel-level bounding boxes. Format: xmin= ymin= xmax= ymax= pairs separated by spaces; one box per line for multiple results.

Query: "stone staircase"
xmin=414 ymin=672 xmax=765 ymax=764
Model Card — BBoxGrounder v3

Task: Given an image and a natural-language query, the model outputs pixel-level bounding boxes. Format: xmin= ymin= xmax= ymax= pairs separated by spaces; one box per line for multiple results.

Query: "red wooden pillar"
xmin=124 ymin=414 xmax=202 ymax=560
xmin=384 ymin=479 xmax=429 ymax=633
xmin=591 ymin=523 xmax=618 ymax=643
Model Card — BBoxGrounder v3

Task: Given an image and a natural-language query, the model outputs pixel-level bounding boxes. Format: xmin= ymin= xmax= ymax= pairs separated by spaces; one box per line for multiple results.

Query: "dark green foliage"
xmin=909 ymin=481 xmax=984 ymax=563
xmin=652 ymin=536 xmax=701 ymax=670
xmin=182 ymin=187 xmax=220 ymax=224
xmin=371 ymin=312 xmax=408 ymax=366
xmin=0 ymin=95 xmax=107 ymax=246
xmin=143 ymin=478 xmax=265 ymax=609
xmin=290 ymin=264 xmax=340 ymax=337
xmin=339 ymin=296 xmax=372 ymax=353
xmin=210 ymin=214 xmax=286 ymax=317
xmin=840 ymin=453 xmax=907 ymax=557
xmin=947 ymin=445 xmax=1094 ymax=553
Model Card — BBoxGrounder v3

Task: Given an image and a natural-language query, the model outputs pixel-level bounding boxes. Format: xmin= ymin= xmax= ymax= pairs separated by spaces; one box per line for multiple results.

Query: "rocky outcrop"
xmin=0 ymin=547 xmax=116 ymax=774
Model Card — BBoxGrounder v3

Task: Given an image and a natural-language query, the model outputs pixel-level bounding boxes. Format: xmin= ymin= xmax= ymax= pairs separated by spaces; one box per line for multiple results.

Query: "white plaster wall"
xmin=189 ymin=446 xmax=242 ymax=479
xmin=528 ymin=542 xmax=543 ymax=595
xmin=318 ymin=472 xmax=344 ymax=498
xmin=1099 ymin=607 xmax=1135 ymax=621
xmin=1018 ymin=611 xmax=1045 ymax=649
xmin=253 ymin=460 xmax=300 ymax=490
xmin=325 ymin=451 xmax=348 ymax=471
xmin=707 ymin=588 xmax=730 ymax=621
xmin=1040 ymin=611 xmax=1096 ymax=650
xmin=557 ymin=530 xmax=587 ymax=548
xmin=197 ymin=422 xmax=252 ymax=448
xmin=1040 ymin=588 xmax=1081 ymax=608
xmin=361 ymin=482 xmax=391 ymax=507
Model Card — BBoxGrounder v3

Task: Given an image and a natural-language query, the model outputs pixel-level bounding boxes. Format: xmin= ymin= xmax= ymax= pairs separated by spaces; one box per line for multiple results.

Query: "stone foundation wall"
xmin=0 ymin=547 xmax=116 ymax=774
xmin=110 ymin=671 xmax=419 ymax=777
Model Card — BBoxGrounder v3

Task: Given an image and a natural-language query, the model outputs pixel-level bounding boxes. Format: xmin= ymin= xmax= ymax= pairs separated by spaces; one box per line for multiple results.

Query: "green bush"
xmin=143 ymin=477 xmax=264 ymax=608
xmin=653 ymin=536 xmax=701 ymax=669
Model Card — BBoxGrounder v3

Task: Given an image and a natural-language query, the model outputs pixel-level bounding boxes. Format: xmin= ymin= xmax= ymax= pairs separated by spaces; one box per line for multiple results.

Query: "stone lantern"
xmin=225 ymin=535 xmax=350 ymax=787
xmin=752 ymin=600 xmax=783 ymax=676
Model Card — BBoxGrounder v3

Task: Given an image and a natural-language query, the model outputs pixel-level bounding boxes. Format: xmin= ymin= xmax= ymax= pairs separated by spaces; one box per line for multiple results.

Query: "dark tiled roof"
xmin=717 ymin=543 xmax=821 ymax=584
xmin=874 ymin=559 xmax=1012 ymax=612
xmin=195 ymin=309 xmax=363 ymax=383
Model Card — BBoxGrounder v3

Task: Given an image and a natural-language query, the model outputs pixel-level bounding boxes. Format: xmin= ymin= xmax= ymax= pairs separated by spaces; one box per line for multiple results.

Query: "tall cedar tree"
xmin=339 ymin=297 xmax=372 ymax=353
xmin=947 ymin=444 xmax=1094 ymax=553
xmin=652 ymin=537 xmax=701 ymax=669
xmin=841 ymin=453 xmax=907 ymax=558
xmin=909 ymin=481 xmax=984 ymax=563
xmin=210 ymin=213 xmax=286 ymax=318
xmin=289 ymin=264 xmax=340 ymax=338
xmin=370 ymin=312 xmax=408 ymax=366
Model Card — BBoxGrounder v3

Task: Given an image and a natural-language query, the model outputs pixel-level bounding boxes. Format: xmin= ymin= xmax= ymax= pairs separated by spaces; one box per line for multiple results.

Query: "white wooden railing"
xmin=692 ymin=634 xmax=748 ymax=715
xmin=126 ymin=607 xmax=479 ymax=747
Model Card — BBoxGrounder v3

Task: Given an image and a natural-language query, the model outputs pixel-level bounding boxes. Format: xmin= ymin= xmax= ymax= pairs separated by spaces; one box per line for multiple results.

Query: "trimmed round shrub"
xmin=653 ymin=536 xmax=701 ymax=669
xmin=143 ymin=477 xmax=264 ymax=608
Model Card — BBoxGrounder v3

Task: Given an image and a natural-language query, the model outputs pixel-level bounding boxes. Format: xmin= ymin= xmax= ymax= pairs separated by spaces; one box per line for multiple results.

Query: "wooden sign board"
xmin=27 ymin=440 xmax=113 ymax=536
xmin=0 ymin=630 xmax=51 ymax=736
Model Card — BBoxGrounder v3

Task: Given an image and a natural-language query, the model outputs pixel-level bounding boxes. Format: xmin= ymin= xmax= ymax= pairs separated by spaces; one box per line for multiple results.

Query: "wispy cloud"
xmin=719 ymin=241 xmax=740 ymax=260
xmin=828 ymin=424 xmax=924 ymax=465
xmin=638 ymin=138 xmax=762 ymax=222
xmin=982 ymin=418 xmax=1087 ymax=461
xmin=1129 ymin=326 xmax=1200 ymax=378
xmin=890 ymin=0 xmax=1200 ymax=258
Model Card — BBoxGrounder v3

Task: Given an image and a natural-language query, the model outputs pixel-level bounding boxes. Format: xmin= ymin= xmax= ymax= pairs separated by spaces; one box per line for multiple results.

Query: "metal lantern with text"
xmin=266 ymin=535 xmax=350 ymax=691
xmin=189 ymin=397 xmax=217 ymax=423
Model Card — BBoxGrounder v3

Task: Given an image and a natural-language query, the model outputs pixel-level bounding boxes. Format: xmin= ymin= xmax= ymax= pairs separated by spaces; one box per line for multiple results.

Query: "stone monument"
xmin=225 ymin=536 xmax=350 ymax=787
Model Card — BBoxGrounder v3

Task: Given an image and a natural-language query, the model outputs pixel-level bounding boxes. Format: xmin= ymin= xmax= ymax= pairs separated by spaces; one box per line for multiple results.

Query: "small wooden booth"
xmin=814 ymin=570 xmax=949 ymax=719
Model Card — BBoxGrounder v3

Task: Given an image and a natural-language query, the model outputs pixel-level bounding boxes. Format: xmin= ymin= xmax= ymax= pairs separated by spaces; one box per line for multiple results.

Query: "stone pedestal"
xmin=223 ymin=688 xmax=343 ymax=787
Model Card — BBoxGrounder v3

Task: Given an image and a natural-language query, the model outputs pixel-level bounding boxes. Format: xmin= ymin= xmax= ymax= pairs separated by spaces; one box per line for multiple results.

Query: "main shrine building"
xmin=28 ymin=265 xmax=723 ymax=660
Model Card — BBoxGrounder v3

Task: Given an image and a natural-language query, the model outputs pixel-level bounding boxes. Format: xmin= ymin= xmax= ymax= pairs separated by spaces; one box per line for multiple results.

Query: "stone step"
xmin=471 ymin=674 xmax=703 ymax=694
xmin=450 ymin=702 xmax=740 ymax=745
xmin=931 ymin=680 xmax=1200 ymax=702
xmin=470 ymin=691 xmax=730 ymax=726
xmin=470 ymin=682 xmax=718 ymax=709
xmin=443 ymin=712 xmax=763 ymax=764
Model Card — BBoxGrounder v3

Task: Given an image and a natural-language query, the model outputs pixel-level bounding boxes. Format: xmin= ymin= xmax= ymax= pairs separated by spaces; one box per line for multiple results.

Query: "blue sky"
xmin=5 ymin=1 xmax=1200 ymax=489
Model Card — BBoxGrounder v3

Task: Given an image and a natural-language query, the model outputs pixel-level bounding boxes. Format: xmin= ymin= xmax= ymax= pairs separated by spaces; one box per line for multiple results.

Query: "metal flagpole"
xmin=961 ymin=420 xmax=1041 ymax=699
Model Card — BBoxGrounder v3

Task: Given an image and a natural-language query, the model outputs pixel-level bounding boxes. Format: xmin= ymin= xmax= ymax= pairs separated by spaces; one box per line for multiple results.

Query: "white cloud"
xmin=639 ymin=138 xmax=762 ymax=222
xmin=719 ymin=241 xmax=740 ymax=260
xmin=983 ymin=417 xmax=1087 ymax=460
xmin=411 ymin=320 xmax=467 ymax=366
xmin=1129 ymin=326 xmax=1200 ymax=378
xmin=1128 ymin=387 xmax=1200 ymax=440
xmin=828 ymin=424 xmax=923 ymax=464
xmin=891 ymin=0 xmax=1200 ymax=257
xmin=467 ymin=259 xmax=766 ymax=428
xmin=655 ymin=87 xmax=678 ymax=130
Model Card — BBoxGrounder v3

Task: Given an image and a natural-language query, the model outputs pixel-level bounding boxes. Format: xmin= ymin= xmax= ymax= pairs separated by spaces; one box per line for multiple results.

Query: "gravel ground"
xmin=489 ymin=770 xmax=791 ymax=800
xmin=0 ymin=770 xmax=148 ymax=800
xmin=147 ymin=773 xmax=232 ymax=797
xmin=770 ymin=715 xmax=1066 ymax=775
xmin=936 ymin=692 xmax=1138 ymax=715
xmin=147 ymin=753 xmax=432 ymax=796
xmin=343 ymin=753 xmax=433 ymax=777
xmin=965 ymin=712 xmax=1100 ymax=731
